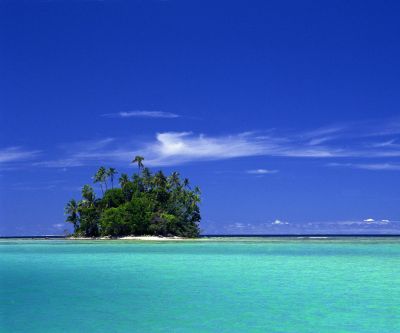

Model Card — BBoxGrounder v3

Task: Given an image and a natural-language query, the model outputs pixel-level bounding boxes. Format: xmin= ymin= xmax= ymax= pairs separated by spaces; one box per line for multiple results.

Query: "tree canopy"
xmin=65 ymin=158 xmax=201 ymax=238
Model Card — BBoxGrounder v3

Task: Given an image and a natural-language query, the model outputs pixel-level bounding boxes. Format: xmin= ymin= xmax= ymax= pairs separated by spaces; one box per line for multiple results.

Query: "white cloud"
xmin=140 ymin=132 xmax=270 ymax=166
xmin=363 ymin=218 xmax=375 ymax=223
xmin=247 ymin=169 xmax=278 ymax=174
xmin=328 ymin=162 xmax=400 ymax=171
xmin=0 ymin=147 xmax=40 ymax=164
xmin=34 ymin=129 xmax=400 ymax=168
xmin=30 ymin=118 xmax=400 ymax=168
xmin=139 ymin=131 xmax=349 ymax=166
xmin=211 ymin=217 xmax=400 ymax=235
xmin=272 ymin=219 xmax=289 ymax=225
xmin=103 ymin=110 xmax=180 ymax=119
xmin=318 ymin=218 xmax=395 ymax=226
xmin=31 ymin=130 xmax=341 ymax=168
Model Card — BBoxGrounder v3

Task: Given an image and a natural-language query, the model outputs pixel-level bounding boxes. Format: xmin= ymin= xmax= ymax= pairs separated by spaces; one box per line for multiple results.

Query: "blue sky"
xmin=1 ymin=0 xmax=400 ymax=235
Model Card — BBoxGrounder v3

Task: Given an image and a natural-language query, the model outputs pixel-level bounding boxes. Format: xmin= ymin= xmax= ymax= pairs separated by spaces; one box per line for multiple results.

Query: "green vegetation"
xmin=65 ymin=156 xmax=201 ymax=238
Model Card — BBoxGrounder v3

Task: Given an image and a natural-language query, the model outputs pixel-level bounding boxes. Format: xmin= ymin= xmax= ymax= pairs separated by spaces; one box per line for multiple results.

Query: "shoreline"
xmin=66 ymin=235 xmax=191 ymax=241
xmin=2 ymin=234 xmax=400 ymax=241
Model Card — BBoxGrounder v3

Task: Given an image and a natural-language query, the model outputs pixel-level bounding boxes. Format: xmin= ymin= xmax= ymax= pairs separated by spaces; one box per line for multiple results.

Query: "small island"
xmin=65 ymin=156 xmax=201 ymax=238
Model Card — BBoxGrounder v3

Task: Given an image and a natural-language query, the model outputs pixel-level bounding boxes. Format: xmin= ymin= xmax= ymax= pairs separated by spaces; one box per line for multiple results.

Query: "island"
xmin=65 ymin=156 xmax=201 ymax=238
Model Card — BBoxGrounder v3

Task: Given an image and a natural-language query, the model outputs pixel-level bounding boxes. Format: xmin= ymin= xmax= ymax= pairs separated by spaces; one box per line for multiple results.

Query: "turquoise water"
xmin=1 ymin=238 xmax=400 ymax=332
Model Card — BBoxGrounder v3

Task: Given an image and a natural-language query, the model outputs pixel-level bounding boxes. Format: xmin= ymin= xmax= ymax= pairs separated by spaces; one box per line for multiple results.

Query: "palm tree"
xmin=141 ymin=167 xmax=152 ymax=191
xmin=107 ymin=167 xmax=118 ymax=189
xmin=142 ymin=167 xmax=151 ymax=180
xmin=132 ymin=155 xmax=144 ymax=173
xmin=93 ymin=166 xmax=107 ymax=195
xmin=193 ymin=186 xmax=201 ymax=196
xmin=119 ymin=173 xmax=129 ymax=188
xmin=65 ymin=199 xmax=79 ymax=232
xmin=183 ymin=178 xmax=190 ymax=188
xmin=154 ymin=170 xmax=167 ymax=188
xmin=168 ymin=171 xmax=181 ymax=189
xmin=82 ymin=184 xmax=95 ymax=205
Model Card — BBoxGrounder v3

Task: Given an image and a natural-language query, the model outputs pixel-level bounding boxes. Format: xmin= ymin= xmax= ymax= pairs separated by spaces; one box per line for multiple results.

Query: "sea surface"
xmin=1 ymin=237 xmax=400 ymax=332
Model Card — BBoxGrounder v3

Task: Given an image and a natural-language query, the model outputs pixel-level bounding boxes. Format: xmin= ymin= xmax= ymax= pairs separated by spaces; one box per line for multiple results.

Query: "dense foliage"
xmin=65 ymin=156 xmax=201 ymax=238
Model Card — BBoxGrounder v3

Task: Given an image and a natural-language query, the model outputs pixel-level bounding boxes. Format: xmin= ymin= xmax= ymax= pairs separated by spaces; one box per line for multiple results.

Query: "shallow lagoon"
xmin=1 ymin=238 xmax=400 ymax=332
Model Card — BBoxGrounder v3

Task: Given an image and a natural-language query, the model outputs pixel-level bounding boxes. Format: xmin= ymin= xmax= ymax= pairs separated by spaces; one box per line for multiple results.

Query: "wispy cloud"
xmin=302 ymin=125 xmax=346 ymax=139
xmin=139 ymin=131 xmax=354 ymax=166
xmin=102 ymin=110 xmax=180 ymax=119
xmin=246 ymin=169 xmax=278 ymax=175
xmin=34 ymin=138 xmax=133 ymax=168
xmin=141 ymin=132 xmax=271 ymax=165
xmin=363 ymin=119 xmax=400 ymax=137
xmin=31 ymin=118 xmax=400 ymax=168
xmin=0 ymin=147 xmax=40 ymax=164
xmin=308 ymin=136 xmax=338 ymax=146
xmin=370 ymin=139 xmax=399 ymax=148
xmin=328 ymin=162 xmax=400 ymax=171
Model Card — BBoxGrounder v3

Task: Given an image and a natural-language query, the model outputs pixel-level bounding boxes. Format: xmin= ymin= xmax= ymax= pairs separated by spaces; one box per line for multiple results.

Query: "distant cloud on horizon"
xmin=246 ymin=169 xmax=278 ymax=175
xmin=212 ymin=217 xmax=400 ymax=235
xmin=363 ymin=218 xmax=375 ymax=222
xmin=272 ymin=219 xmax=289 ymax=225
xmin=102 ymin=110 xmax=180 ymax=119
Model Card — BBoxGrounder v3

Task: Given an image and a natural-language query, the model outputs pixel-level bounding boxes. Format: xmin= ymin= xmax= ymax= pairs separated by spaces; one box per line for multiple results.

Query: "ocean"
xmin=1 ymin=238 xmax=399 ymax=332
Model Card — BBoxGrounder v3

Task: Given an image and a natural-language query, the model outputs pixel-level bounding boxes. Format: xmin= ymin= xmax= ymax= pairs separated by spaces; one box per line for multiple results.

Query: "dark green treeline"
xmin=65 ymin=156 xmax=201 ymax=238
